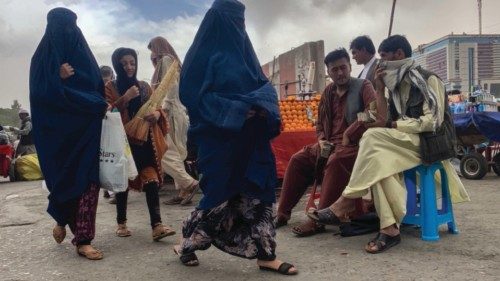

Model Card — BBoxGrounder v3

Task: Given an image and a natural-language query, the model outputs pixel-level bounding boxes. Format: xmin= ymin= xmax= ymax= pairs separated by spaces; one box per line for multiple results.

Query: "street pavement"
xmin=0 ymin=174 xmax=499 ymax=281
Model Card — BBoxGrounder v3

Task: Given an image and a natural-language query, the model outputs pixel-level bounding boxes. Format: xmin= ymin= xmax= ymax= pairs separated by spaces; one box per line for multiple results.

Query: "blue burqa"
xmin=29 ymin=8 xmax=107 ymax=224
xmin=180 ymin=0 xmax=281 ymax=210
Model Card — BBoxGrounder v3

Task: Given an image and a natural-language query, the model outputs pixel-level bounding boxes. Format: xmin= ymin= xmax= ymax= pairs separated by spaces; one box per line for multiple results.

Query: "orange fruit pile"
xmin=279 ymin=95 xmax=320 ymax=132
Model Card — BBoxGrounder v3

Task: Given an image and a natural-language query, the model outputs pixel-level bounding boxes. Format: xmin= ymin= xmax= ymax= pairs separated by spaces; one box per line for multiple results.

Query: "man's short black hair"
xmin=100 ymin=65 xmax=113 ymax=78
xmin=350 ymin=35 xmax=376 ymax=55
xmin=378 ymin=35 xmax=412 ymax=58
xmin=324 ymin=48 xmax=350 ymax=65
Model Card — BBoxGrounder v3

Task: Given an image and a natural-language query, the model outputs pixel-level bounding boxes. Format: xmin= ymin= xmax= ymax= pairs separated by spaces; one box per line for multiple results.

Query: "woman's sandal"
xmin=365 ymin=232 xmax=401 ymax=254
xmin=259 ymin=262 xmax=298 ymax=275
xmin=291 ymin=221 xmax=325 ymax=237
xmin=77 ymin=245 xmax=103 ymax=260
xmin=180 ymin=181 xmax=199 ymax=206
xmin=116 ymin=224 xmax=132 ymax=237
xmin=163 ymin=196 xmax=183 ymax=205
xmin=173 ymin=245 xmax=199 ymax=266
xmin=152 ymin=223 xmax=176 ymax=241
xmin=307 ymin=208 xmax=343 ymax=226
xmin=52 ymin=225 xmax=66 ymax=244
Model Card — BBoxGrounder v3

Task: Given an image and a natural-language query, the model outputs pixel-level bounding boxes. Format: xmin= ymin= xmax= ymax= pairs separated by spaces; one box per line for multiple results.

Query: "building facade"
xmin=413 ymin=34 xmax=500 ymax=98
xmin=262 ymin=41 xmax=326 ymax=100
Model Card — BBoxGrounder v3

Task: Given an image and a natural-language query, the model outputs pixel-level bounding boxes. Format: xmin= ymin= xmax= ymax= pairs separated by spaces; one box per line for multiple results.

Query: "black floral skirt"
xmin=181 ymin=195 xmax=277 ymax=261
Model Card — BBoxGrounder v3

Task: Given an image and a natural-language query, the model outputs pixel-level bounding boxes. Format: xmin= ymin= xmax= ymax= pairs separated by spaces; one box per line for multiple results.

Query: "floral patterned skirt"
xmin=181 ymin=195 xmax=277 ymax=261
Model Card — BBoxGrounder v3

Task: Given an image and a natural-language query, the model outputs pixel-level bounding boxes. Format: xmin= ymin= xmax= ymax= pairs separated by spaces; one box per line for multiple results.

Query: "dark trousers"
xmin=116 ymin=182 xmax=162 ymax=228
xmin=277 ymin=143 xmax=358 ymax=220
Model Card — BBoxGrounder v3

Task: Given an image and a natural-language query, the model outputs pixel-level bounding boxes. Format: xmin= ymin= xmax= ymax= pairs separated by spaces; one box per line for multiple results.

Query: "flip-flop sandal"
xmin=77 ymin=246 xmax=103 ymax=260
xmin=291 ymin=223 xmax=325 ymax=237
xmin=152 ymin=225 xmax=176 ymax=241
xmin=163 ymin=196 xmax=183 ymax=205
xmin=52 ymin=226 xmax=66 ymax=244
xmin=259 ymin=262 xmax=298 ymax=275
xmin=365 ymin=233 xmax=401 ymax=254
xmin=307 ymin=208 xmax=342 ymax=226
xmin=173 ymin=246 xmax=199 ymax=266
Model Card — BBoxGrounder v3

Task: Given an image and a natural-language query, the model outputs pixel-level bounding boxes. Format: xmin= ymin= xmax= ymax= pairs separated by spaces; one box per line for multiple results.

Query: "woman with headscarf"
xmin=174 ymin=0 xmax=297 ymax=275
xmin=148 ymin=36 xmax=199 ymax=206
xmin=30 ymin=7 xmax=108 ymax=260
xmin=105 ymin=47 xmax=176 ymax=242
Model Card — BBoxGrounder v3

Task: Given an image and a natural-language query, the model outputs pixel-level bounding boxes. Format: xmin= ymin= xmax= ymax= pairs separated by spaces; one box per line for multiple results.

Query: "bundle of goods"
xmin=279 ymin=95 xmax=320 ymax=132
xmin=449 ymin=90 xmax=498 ymax=114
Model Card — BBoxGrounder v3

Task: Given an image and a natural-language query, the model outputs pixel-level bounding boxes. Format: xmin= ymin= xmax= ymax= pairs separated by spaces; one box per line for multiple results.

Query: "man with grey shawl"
xmin=308 ymin=35 xmax=469 ymax=254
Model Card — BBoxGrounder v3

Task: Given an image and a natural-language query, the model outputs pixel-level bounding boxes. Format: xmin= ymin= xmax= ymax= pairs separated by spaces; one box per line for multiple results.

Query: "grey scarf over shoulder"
xmin=382 ymin=58 xmax=443 ymax=128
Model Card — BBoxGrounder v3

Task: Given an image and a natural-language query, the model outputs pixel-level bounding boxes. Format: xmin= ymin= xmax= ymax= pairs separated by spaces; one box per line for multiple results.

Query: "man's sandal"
xmin=116 ymin=224 xmax=131 ymax=237
xmin=52 ymin=225 xmax=66 ymax=244
xmin=307 ymin=208 xmax=342 ymax=226
xmin=291 ymin=222 xmax=325 ymax=237
xmin=274 ymin=216 xmax=288 ymax=229
xmin=77 ymin=245 xmax=103 ymax=260
xmin=173 ymin=245 xmax=199 ymax=266
xmin=365 ymin=233 xmax=401 ymax=254
xmin=259 ymin=262 xmax=298 ymax=275
xmin=152 ymin=223 xmax=176 ymax=241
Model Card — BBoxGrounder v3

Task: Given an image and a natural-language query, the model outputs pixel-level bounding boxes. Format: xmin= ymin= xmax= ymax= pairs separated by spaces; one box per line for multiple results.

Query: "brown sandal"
xmin=163 ymin=196 xmax=183 ymax=205
xmin=77 ymin=245 xmax=103 ymax=260
xmin=116 ymin=224 xmax=131 ymax=237
xmin=152 ymin=223 xmax=176 ymax=241
xmin=180 ymin=181 xmax=199 ymax=206
xmin=52 ymin=225 xmax=66 ymax=244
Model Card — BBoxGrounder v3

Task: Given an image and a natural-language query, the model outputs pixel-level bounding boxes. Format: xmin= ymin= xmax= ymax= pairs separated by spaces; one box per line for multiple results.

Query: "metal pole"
xmin=388 ymin=0 xmax=397 ymax=37
xmin=478 ymin=0 xmax=482 ymax=35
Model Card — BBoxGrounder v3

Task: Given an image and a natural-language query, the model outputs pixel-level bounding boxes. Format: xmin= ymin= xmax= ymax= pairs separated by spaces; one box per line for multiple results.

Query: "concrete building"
xmin=413 ymin=34 xmax=500 ymax=98
xmin=262 ymin=41 xmax=326 ymax=100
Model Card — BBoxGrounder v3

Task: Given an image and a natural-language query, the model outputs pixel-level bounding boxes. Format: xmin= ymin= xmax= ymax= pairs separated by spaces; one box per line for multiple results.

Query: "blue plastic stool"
xmin=402 ymin=162 xmax=458 ymax=241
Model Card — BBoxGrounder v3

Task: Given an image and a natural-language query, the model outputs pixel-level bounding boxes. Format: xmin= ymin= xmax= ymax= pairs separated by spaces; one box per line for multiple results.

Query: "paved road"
xmin=0 ymin=175 xmax=499 ymax=281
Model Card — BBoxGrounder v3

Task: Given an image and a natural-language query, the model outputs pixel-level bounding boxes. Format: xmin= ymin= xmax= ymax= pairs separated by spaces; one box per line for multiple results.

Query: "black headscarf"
xmin=111 ymin=47 xmax=141 ymax=118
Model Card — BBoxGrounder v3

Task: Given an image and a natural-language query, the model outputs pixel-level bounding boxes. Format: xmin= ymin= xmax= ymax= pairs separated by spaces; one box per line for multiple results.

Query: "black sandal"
xmin=259 ymin=262 xmax=298 ymax=275
xmin=173 ymin=246 xmax=199 ymax=266
xmin=365 ymin=233 xmax=401 ymax=254
xmin=291 ymin=222 xmax=325 ymax=237
xmin=307 ymin=208 xmax=342 ymax=226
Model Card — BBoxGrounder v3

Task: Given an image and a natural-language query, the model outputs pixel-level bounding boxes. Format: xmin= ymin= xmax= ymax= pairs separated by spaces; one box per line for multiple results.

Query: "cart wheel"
xmin=492 ymin=154 xmax=500 ymax=177
xmin=460 ymin=152 xmax=488 ymax=180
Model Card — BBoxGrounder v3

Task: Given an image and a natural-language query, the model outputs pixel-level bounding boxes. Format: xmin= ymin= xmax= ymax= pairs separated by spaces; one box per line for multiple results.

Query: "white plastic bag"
xmin=99 ymin=112 xmax=137 ymax=193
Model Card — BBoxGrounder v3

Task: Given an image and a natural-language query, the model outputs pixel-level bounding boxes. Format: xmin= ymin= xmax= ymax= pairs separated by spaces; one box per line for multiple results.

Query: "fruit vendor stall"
xmin=272 ymin=95 xmax=319 ymax=178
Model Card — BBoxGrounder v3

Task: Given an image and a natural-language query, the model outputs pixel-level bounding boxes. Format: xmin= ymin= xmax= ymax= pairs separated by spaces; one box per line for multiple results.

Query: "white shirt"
xmin=359 ymin=56 xmax=377 ymax=79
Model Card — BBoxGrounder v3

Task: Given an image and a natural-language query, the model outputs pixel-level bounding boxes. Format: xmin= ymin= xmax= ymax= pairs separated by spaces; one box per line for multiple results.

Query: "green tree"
xmin=11 ymin=100 xmax=22 ymax=111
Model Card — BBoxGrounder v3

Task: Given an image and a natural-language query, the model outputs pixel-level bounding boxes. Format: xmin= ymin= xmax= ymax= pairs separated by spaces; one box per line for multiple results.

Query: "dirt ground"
xmin=0 ymin=173 xmax=499 ymax=281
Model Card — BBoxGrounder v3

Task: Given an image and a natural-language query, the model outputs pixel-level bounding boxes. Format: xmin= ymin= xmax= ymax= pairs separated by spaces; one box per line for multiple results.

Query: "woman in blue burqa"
xmin=175 ymin=0 xmax=297 ymax=275
xmin=30 ymin=7 xmax=108 ymax=260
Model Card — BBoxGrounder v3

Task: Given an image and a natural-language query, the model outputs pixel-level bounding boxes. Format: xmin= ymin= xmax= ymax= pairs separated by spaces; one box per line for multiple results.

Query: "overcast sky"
xmin=1 ymin=0 xmax=500 ymax=109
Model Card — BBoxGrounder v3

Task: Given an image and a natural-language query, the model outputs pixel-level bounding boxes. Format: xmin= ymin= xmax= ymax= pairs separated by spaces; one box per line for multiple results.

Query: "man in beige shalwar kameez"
xmin=308 ymin=35 xmax=469 ymax=253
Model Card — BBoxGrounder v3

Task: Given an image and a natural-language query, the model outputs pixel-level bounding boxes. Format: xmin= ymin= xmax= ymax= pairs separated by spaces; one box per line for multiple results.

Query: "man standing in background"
xmin=10 ymin=109 xmax=36 ymax=157
xmin=350 ymin=35 xmax=379 ymax=84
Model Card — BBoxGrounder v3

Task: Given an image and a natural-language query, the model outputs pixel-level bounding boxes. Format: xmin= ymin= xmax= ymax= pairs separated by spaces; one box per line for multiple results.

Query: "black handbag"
xmin=419 ymin=105 xmax=457 ymax=165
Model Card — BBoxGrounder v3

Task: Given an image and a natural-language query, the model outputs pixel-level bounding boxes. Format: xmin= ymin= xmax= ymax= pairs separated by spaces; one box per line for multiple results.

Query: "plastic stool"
xmin=403 ymin=162 xmax=458 ymax=241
